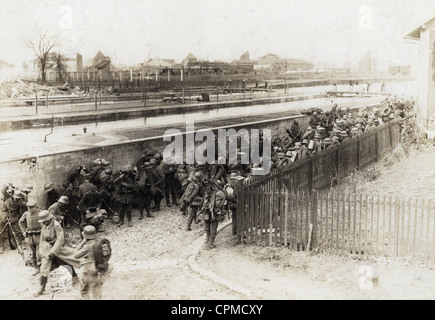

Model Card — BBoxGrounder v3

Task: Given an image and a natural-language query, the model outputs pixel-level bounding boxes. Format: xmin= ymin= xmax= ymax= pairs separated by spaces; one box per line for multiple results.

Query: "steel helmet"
xmin=23 ymin=184 xmax=33 ymax=192
xmin=82 ymin=225 xmax=97 ymax=240
xmin=44 ymin=183 xmax=54 ymax=191
xmin=38 ymin=210 xmax=53 ymax=223
xmin=58 ymin=195 xmax=69 ymax=204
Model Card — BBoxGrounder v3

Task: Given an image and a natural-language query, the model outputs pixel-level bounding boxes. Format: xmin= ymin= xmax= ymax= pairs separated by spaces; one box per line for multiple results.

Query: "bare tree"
xmin=25 ymin=26 xmax=57 ymax=83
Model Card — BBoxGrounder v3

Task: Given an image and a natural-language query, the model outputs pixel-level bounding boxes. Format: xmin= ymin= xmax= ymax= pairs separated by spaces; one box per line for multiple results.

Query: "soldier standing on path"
xmin=135 ymin=162 xmax=155 ymax=220
xmin=34 ymin=210 xmax=80 ymax=297
xmin=182 ymin=172 xmax=205 ymax=231
xmin=200 ymin=179 xmax=227 ymax=249
xmin=160 ymin=156 xmax=179 ymax=208
xmin=74 ymin=225 xmax=112 ymax=300
xmin=18 ymin=200 xmax=41 ymax=275
xmin=112 ymin=167 xmax=136 ymax=227
xmin=150 ymin=159 xmax=165 ymax=212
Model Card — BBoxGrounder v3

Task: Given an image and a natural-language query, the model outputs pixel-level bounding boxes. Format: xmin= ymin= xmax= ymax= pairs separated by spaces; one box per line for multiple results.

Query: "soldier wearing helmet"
xmin=18 ymin=199 xmax=41 ymax=275
xmin=149 ymin=159 xmax=165 ymax=213
xmin=47 ymin=196 xmax=70 ymax=227
xmin=0 ymin=190 xmax=28 ymax=252
xmin=34 ymin=210 xmax=79 ymax=297
xmin=182 ymin=171 xmax=205 ymax=231
xmin=43 ymin=182 xmax=62 ymax=210
xmin=160 ymin=155 xmax=179 ymax=208
xmin=21 ymin=184 xmax=33 ymax=203
xmin=135 ymin=161 xmax=155 ymax=219
xmin=112 ymin=166 xmax=136 ymax=226
xmin=74 ymin=225 xmax=112 ymax=300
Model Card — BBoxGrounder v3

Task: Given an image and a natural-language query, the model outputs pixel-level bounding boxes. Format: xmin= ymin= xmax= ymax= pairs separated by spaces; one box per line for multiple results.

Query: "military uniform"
xmin=0 ymin=195 xmax=27 ymax=250
xmin=201 ymin=182 xmax=226 ymax=249
xmin=182 ymin=173 xmax=205 ymax=231
xmin=43 ymin=183 xmax=62 ymax=210
xmin=78 ymin=190 xmax=105 ymax=230
xmin=150 ymin=162 xmax=165 ymax=212
xmin=18 ymin=200 xmax=41 ymax=273
xmin=64 ymin=165 xmax=85 ymax=222
xmin=113 ymin=171 xmax=136 ymax=226
xmin=34 ymin=211 xmax=80 ymax=297
xmin=135 ymin=164 xmax=155 ymax=219
xmin=74 ymin=226 xmax=111 ymax=300
xmin=47 ymin=201 xmax=69 ymax=226
xmin=160 ymin=160 xmax=179 ymax=207
xmin=78 ymin=178 xmax=98 ymax=199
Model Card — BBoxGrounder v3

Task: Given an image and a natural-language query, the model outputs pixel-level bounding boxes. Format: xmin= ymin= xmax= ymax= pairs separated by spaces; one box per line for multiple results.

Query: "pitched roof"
xmin=405 ymin=16 xmax=435 ymax=40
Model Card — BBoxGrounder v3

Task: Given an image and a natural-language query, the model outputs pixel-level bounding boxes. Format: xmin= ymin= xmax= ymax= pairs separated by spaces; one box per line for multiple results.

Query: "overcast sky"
xmin=0 ymin=0 xmax=434 ymax=70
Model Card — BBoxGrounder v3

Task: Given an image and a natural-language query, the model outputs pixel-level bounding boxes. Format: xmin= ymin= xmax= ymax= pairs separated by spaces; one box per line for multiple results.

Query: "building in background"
xmin=405 ymin=16 xmax=435 ymax=137
xmin=358 ymin=50 xmax=377 ymax=74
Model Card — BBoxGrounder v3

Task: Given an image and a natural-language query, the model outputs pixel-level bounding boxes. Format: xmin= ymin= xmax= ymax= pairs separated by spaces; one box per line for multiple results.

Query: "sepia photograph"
xmin=0 ymin=0 xmax=434 ymax=304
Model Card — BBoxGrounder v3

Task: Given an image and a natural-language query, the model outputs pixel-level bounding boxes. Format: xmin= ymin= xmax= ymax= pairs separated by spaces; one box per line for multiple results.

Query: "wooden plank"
xmin=269 ymin=193 xmax=273 ymax=246
xmin=393 ymin=195 xmax=398 ymax=257
xmin=337 ymin=192 xmax=340 ymax=252
xmin=359 ymin=194 xmax=362 ymax=259
xmin=319 ymin=191 xmax=323 ymax=251
xmin=346 ymin=193 xmax=349 ymax=253
xmin=376 ymin=194 xmax=380 ymax=256
xmin=412 ymin=198 xmax=418 ymax=258
xmin=284 ymin=190 xmax=289 ymax=247
xmin=382 ymin=195 xmax=386 ymax=255
xmin=259 ymin=191 xmax=264 ymax=245
xmin=425 ymin=198 xmax=431 ymax=260
xmin=406 ymin=197 xmax=411 ymax=256
xmin=432 ymin=199 xmax=435 ymax=262
xmin=295 ymin=190 xmax=299 ymax=250
xmin=325 ymin=192 xmax=329 ymax=252
xmin=388 ymin=195 xmax=397 ymax=253
xmin=253 ymin=191 xmax=258 ymax=245
xmin=420 ymin=198 xmax=425 ymax=259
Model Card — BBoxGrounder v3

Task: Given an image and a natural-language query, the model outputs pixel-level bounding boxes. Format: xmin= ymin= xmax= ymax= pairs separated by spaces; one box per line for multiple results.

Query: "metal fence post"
xmin=35 ymin=93 xmax=38 ymax=114
xmin=95 ymin=91 xmax=98 ymax=110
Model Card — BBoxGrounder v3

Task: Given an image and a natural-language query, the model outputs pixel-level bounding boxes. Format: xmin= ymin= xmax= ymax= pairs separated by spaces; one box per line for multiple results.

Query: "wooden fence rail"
xmin=236 ymin=190 xmax=435 ymax=263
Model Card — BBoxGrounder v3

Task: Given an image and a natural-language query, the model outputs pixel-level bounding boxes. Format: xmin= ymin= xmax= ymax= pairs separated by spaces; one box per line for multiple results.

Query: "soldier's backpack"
xmin=93 ymin=238 xmax=112 ymax=272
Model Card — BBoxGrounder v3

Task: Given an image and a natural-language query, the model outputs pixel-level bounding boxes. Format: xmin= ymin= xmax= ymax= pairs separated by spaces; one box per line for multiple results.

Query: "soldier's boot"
xmin=208 ymin=234 xmax=216 ymax=249
xmin=33 ymin=276 xmax=47 ymax=297
xmin=145 ymin=204 xmax=154 ymax=218
xmin=32 ymin=261 xmax=40 ymax=276
xmin=0 ymin=242 xmax=4 ymax=254
xmin=205 ymin=228 xmax=211 ymax=244
xmin=139 ymin=210 xmax=144 ymax=220
xmin=208 ymin=228 xmax=217 ymax=249
xmin=186 ymin=212 xmax=195 ymax=231
xmin=151 ymin=200 xmax=161 ymax=212
xmin=166 ymin=198 xmax=172 ymax=207
xmin=127 ymin=219 xmax=133 ymax=228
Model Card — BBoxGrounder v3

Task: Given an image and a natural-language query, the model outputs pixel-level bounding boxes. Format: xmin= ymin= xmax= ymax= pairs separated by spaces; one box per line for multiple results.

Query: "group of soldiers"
xmin=0 ymin=181 xmax=111 ymax=299
xmin=269 ymin=98 xmax=415 ymax=168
